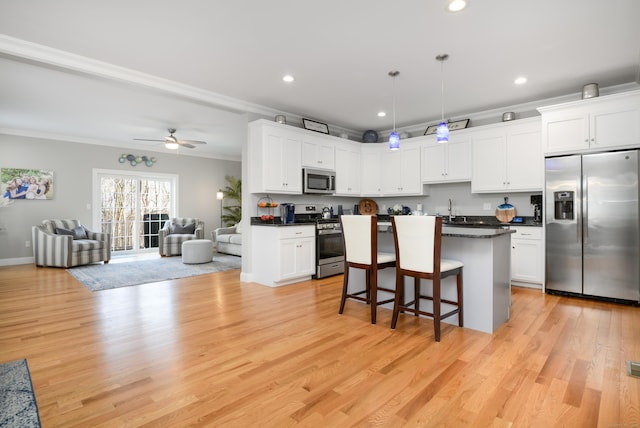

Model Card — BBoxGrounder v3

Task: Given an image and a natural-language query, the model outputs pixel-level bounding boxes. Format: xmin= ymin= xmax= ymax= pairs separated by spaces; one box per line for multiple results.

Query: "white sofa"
xmin=213 ymin=221 xmax=242 ymax=256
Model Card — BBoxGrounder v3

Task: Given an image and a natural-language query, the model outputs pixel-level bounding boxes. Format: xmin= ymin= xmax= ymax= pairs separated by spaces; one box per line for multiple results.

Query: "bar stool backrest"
xmin=392 ymin=216 xmax=441 ymax=275
xmin=341 ymin=215 xmax=375 ymax=265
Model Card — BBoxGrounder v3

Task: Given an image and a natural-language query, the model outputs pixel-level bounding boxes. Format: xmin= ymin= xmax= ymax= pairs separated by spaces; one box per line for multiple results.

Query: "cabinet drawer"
xmin=278 ymin=226 xmax=315 ymax=239
xmin=511 ymin=227 xmax=542 ymax=240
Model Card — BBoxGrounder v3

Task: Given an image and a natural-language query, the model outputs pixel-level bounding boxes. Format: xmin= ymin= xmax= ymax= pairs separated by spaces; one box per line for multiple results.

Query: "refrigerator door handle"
xmin=583 ymin=175 xmax=588 ymax=244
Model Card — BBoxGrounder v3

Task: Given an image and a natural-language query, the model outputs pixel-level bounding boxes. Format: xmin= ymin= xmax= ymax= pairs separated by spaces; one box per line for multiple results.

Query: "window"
xmin=93 ymin=169 xmax=178 ymax=253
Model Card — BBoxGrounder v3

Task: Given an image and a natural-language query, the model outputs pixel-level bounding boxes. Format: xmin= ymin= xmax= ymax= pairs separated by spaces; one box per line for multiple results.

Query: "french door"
xmin=93 ymin=169 xmax=178 ymax=253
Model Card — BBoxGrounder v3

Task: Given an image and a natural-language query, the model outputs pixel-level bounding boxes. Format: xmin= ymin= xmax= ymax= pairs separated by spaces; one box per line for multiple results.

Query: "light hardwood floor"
xmin=1 ymin=262 xmax=639 ymax=427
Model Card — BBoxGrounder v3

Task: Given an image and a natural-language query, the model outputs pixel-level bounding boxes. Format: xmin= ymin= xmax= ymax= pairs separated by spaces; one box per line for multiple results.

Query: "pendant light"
xmin=436 ymin=54 xmax=449 ymax=143
xmin=388 ymin=70 xmax=400 ymax=150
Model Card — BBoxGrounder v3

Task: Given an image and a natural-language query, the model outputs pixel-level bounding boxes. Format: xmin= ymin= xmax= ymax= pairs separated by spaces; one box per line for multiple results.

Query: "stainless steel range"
xmin=314 ymin=219 xmax=344 ymax=279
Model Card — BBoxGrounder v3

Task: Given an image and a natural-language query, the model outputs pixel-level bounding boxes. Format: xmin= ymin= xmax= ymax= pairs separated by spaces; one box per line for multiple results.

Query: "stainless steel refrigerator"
xmin=545 ymin=150 xmax=640 ymax=302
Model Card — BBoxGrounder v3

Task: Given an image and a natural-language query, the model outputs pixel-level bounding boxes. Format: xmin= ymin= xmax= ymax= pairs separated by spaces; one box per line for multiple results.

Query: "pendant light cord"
xmin=393 ymin=74 xmax=397 ymax=132
xmin=440 ymin=60 xmax=445 ymax=122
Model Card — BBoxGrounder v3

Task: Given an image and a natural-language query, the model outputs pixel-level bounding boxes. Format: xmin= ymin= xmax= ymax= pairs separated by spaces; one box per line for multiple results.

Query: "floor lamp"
xmin=216 ymin=190 xmax=224 ymax=228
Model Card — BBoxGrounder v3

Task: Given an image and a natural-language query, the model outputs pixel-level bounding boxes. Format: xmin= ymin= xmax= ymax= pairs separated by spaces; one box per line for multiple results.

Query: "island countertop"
xmin=377 ymin=222 xmax=515 ymax=238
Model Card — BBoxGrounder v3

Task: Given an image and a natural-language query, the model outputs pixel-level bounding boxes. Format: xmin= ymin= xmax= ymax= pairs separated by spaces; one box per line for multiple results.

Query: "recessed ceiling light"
xmin=378 ymin=111 xmax=386 ymax=117
xmin=514 ymin=76 xmax=527 ymax=85
xmin=448 ymin=0 xmax=467 ymax=12
xmin=282 ymin=75 xmax=295 ymax=83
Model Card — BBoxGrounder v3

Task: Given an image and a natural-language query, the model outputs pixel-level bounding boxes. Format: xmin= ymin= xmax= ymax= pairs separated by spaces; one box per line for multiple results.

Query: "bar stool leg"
xmin=433 ymin=277 xmax=441 ymax=342
xmin=457 ymin=271 xmax=464 ymax=327
xmin=391 ymin=272 xmax=403 ymax=329
xmin=414 ymin=277 xmax=420 ymax=316
xmin=339 ymin=266 xmax=349 ymax=314
xmin=370 ymin=267 xmax=377 ymax=324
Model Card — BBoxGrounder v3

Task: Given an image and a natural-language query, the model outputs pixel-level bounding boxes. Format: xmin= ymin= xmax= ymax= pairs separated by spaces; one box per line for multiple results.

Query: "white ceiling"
xmin=1 ymin=0 xmax=639 ymax=161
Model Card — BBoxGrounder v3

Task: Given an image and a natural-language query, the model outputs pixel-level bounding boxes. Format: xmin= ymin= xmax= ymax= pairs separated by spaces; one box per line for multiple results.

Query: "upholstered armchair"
xmin=158 ymin=217 xmax=204 ymax=256
xmin=213 ymin=221 xmax=242 ymax=256
xmin=32 ymin=219 xmax=111 ymax=267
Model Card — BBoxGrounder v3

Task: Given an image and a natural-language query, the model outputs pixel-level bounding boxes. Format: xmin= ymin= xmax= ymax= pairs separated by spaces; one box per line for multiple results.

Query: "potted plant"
xmin=221 ymin=175 xmax=241 ymax=227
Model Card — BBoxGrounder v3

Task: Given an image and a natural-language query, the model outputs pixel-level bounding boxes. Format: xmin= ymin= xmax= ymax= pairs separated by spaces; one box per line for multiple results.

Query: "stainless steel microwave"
xmin=303 ymin=168 xmax=335 ymax=194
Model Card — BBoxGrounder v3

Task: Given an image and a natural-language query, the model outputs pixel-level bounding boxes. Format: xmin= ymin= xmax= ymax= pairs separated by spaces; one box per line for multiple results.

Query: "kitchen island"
xmin=362 ymin=223 xmax=514 ymax=334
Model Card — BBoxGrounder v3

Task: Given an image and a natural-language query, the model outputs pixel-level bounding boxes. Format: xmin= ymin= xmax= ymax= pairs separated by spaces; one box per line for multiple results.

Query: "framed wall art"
xmin=1 ymin=168 xmax=54 ymax=200
xmin=302 ymin=118 xmax=330 ymax=134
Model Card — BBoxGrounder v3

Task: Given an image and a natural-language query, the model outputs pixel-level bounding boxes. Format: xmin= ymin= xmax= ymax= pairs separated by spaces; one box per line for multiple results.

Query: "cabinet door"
xmin=506 ymin=126 xmax=542 ymax=191
xmin=511 ymin=239 xmax=542 ymax=283
xmin=446 ymin=138 xmax=472 ymax=182
xmin=381 ymin=149 xmax=403 ymax=194
xmin=422 ymin=143 xmax=446 ymax=182
xmin=335 ymin=143 xmax=361 ymax=195
xmin=279 ymin=237 xmax=315 ymax=280
xmin=302 ymin=137 xmax=335 ymax=170
xmin=361 ymin=149 xmax=383 ymax=196
xmin=542 ymin=111 xmax=589 ymax=154
xmin=472 ymin=133 xmax=506 ymax=192
xmin=262 ymin=128 xmax=302 ymax=193
xmin=399 ymin=144 xmax=422 ymax=194
xmin=590 ymin=103 xmax=640 ymax=149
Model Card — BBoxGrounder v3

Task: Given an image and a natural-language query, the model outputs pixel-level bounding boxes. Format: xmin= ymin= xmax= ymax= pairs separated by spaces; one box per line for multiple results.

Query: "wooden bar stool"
xmin=339 ymin=215 xmax=396 ymax=324
xmin=390 ymin=216 xmax=463 ymax=341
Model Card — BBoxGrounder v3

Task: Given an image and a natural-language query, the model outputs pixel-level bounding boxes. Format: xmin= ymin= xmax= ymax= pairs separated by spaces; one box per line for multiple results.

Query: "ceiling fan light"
xmin=389 ymin=131 xmax=400 ymax=150
xmin=165 ymin=142 xmax=179 ymax=150
xmin=436 ymin=122 xmax=449 ymax=143
xmin=448 ymin=0 xmax=467 ymax=12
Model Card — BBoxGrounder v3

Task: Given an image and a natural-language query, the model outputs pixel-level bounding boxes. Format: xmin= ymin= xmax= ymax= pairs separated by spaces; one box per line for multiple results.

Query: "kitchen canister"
xmin=502 ymin=112 xmax=516 ymax=122
xmin=582 ymin=83 xmax=599 ymax=99
xmin=275 ymin=115 xmax=286 ymax=124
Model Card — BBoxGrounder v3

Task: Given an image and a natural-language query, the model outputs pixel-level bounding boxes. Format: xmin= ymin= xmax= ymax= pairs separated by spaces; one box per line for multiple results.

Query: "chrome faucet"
xmin=448 ymin=198 xmax=455 ymax=221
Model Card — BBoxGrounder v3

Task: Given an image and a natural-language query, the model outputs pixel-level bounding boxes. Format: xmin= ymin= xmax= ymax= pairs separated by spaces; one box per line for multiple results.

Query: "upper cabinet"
xmin=421 ymin=133 xmax=472 ymax=183
xmin=538 ymin=90 xmax=640 ymax=155
xmin=334 ymin=141 xmax=361 ymax=196
xmin=248 ymin=120 xmax=302 ymax=194
xmin=472 ymin=118 xmax=543 ymax=193
xmin=360 ymin=142 xmax=423 ymax=196
xmin=301 ymin=135 xmax=335 ymax=170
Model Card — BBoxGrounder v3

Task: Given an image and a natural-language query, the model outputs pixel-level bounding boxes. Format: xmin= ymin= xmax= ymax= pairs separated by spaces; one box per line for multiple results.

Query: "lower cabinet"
xmin=510 ymin=226 xmax=544 ymax=288
xmin=251 ymin=225 xmax=316 ymax=287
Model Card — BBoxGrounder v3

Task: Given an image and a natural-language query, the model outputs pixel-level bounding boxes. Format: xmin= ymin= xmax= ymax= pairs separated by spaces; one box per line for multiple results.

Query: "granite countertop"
xmin=250 ymin=217 xmax=315 ymax=227
xmin=377 ymin=221 xmax=514 ymax=239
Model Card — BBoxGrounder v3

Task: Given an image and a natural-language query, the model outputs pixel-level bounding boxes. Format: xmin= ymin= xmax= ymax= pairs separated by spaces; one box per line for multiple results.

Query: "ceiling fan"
xmin=134 ymin=128 xmax=207 ymax=149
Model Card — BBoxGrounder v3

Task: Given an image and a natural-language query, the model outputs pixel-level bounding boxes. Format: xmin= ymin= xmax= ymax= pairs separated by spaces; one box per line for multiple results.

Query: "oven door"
xmin=316 ymin=229 xmax=344 ymax=278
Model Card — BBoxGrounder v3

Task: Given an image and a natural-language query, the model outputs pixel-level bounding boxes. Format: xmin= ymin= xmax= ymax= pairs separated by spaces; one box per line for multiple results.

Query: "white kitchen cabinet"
xmin=251 ymin=225 xmax=316 ymax=287
xmin=510 ymin=226 xmax=543 ymax=288
xmin=302 ymin=135 xmax=335 ymax=170
xmin=360 ymin=146 xmax=383 ymax=196
xmin=361 ymin=143 xmax=423 ymax=196
xmin=334 ymin=141 xmax=361 ymax=195
xmin=248 ymin=120 xmax=302 ymax=194
xmin=421 ymin=134 xmax=471 ymax=183
xmin=472 ymin=118 xmax=543 ymax=193
xmin=539 ymin=90 xmax=640 ymax=155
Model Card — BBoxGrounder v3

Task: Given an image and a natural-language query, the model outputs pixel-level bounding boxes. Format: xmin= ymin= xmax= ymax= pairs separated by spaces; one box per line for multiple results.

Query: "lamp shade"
xmin=436 ymin=122 xmax=449 ymax=143
xmin=389 ymin=131 xmax=400 ymax=150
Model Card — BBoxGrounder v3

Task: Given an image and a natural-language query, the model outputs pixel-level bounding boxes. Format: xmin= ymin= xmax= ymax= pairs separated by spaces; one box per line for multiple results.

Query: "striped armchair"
xmin=158 ymin=217 xmax=204 ymax=256
xmin=32 ymin=219 xmax=111 ymax=268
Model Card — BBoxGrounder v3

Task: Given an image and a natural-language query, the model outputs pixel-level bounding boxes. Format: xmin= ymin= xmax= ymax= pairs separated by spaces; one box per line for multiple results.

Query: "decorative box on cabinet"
xmin=251 ymin=225 xmax=316 ymax=287
xmin=538 ymin=90 xmax=640 ymax=155
xmin=510 ymin=226 xmax=543 ymax=288
xmin=472 ymin=118 xmax=543 ymax=193
xmin=248 ymin=120 xmax=302 ymax=194
xmin=421 ymin=133 xmax=471 ymax=183
xmin=334 ymin=141 xmax=361 ymax=195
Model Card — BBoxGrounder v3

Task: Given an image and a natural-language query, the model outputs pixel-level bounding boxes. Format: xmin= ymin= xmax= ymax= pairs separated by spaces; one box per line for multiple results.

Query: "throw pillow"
xmin=235 ymin=221 xmax=242 ymax=234
xmin=55 ymin=227 xmax=74 ymax=237
xmin=172 ymin=223 xmax=195 ymax=235
xmin=72 ymin=226 xmax=88 ymax=240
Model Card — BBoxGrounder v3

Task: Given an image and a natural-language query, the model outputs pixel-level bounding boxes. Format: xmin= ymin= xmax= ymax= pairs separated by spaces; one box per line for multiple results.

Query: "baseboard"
xmin=0 ymin=256 xmax=34 ymax=266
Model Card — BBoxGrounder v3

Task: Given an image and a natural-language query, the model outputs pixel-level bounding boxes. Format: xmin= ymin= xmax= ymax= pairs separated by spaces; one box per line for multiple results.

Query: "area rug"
xmin=0 ymin=359 xmax=41 ymax=428
xmin=67 ymin=255 xmax=242 ymax=291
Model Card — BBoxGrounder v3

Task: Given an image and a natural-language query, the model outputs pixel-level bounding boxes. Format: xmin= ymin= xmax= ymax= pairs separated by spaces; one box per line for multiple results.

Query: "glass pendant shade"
xmin=389 ymin=131 xmax=400 ymax=150
xmin=436 ymin=122 xmax=449 ymax=143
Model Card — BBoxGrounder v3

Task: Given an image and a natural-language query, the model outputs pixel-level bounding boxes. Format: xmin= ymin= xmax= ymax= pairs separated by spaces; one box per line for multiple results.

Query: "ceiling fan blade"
xmin=180 ymin=139 xmax=207 ymax=145
xmin=133 ymin=138 xmax=164 ymax=142
xmin=178 ymin=142 xmax=196 ymax=149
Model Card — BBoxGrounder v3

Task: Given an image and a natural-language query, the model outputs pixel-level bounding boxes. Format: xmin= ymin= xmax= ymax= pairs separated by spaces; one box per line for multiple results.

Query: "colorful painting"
xmin=1 ymin=168 xmax=54 ymax=200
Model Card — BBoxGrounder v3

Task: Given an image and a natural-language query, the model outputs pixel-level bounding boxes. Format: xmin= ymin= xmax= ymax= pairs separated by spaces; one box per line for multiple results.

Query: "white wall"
xmin=0 ymin=134 xmax=240 ymax=264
